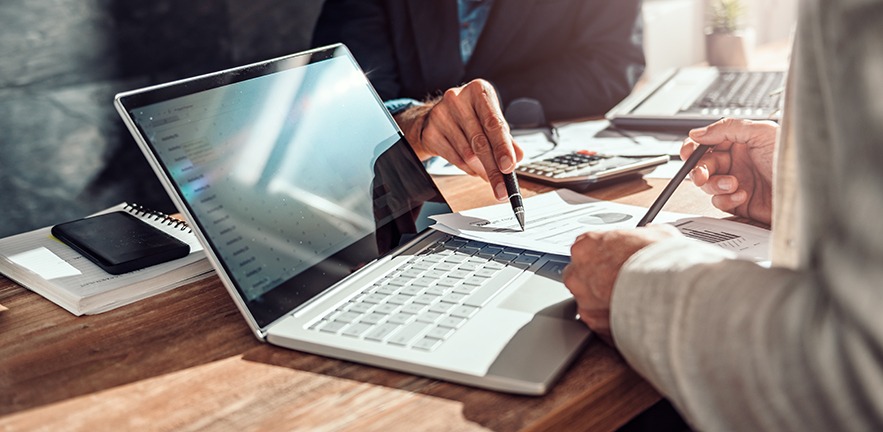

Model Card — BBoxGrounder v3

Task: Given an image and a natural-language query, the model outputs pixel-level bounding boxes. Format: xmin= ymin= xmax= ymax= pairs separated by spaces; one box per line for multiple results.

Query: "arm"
xmin=568 ymin=4 xmax=883 ymax=427
xmin=394 ymin=79 xmax=524 ymax=202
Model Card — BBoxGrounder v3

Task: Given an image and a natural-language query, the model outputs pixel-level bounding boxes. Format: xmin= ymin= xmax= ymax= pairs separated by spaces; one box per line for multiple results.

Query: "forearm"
xmin=393 ymin=98 xmax=437 ymax=161
xmin=612 ymin=237 xmax=883 ymax=431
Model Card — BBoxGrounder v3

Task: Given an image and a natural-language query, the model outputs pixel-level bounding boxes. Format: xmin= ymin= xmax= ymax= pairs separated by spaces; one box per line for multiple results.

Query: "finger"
xmin=422 ymin=128 xmax=480 ymax=177
xmin=711 ymin=189 xmax=749 ymax=211
xmin=510 ymin=139 xmax=525 ymax=163
xmin=680 ymin=138 xmax=699 ymax=161
xmin=690 ymin=150 xmax=734 ymax=186
xmin=463 ymin=84 xmax=513 ymax=200
xmin=425 ymin=102 xmax=486 ymax=178
xmin=432 ymin=137 xmax=477 ymax=177
xmin=699 ymin=175 xmax=740 ymax=195
xmin=473 ymin=88 xmax=516 ymax=172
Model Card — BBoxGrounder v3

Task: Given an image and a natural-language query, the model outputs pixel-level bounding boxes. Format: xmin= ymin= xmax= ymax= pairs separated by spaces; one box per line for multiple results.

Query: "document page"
xmin=671 ymin=217 xmax=771 ymax=262
xmin=430 ymin=189 xmax=770 ymax=261
xmin=430 ymin=189 xmax=689 ymax=256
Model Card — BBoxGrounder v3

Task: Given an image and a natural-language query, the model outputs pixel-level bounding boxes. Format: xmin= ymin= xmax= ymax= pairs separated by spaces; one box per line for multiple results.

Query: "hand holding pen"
xmin=638 ymin=119 xmax=779 ymax=227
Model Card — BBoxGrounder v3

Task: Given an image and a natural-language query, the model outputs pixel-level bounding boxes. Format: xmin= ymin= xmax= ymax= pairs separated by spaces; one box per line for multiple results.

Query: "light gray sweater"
xmin=610 ymin=0 xmax=883 ymax=430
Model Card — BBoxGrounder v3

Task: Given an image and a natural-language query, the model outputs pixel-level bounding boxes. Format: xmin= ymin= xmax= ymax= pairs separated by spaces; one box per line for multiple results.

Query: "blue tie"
xmin=458 ymin=0 xmax=494 ymax=64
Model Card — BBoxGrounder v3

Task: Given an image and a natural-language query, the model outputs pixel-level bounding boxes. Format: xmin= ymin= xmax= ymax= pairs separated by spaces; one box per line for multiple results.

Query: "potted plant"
xmin=705 ymin=0 xmax=754 ymax=67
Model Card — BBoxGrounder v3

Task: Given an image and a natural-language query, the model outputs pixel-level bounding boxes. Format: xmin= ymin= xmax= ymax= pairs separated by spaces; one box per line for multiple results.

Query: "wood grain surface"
xmin=0 ymin=175 xmax=728 ymax=431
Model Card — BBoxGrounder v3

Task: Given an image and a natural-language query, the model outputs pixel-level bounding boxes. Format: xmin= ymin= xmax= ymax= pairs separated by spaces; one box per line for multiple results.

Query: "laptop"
xmin=606 ymin=67 xmax=786 ymax=131
xmin=114 ymin=44 xmax=591 ymax=395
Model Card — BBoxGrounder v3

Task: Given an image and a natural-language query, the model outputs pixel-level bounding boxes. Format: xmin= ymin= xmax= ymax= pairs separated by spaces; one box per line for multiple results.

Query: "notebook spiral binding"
xmin=123 ymin=203 xmax=193 ymax=233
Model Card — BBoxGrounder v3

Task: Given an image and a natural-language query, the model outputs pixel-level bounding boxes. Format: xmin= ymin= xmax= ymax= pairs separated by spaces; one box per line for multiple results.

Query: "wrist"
xmin=394 ymin=99 xmax=438 ymax=161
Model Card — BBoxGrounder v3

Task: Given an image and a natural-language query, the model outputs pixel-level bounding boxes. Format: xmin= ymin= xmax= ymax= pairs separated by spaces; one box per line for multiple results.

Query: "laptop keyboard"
xmin=683 ymin=70 xmax=786 ymax=117
xmin=308 ymin=235 xmax=542 ymax=351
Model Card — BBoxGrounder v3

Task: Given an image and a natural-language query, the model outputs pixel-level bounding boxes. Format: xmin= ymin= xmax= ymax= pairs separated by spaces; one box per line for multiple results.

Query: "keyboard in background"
xmin=606 ymin=67 xmax=788 ymax=132
xmin=682 ymin=70 xmax=786 ymax=118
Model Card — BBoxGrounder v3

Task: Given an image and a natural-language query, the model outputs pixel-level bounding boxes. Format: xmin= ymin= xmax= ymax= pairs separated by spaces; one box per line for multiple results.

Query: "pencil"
xmin=636 ymin=144 xmax=712 ymax=227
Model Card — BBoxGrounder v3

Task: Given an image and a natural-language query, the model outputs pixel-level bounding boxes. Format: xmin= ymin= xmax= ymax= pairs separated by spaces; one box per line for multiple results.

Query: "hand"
xmin=683 ymin=118 xmax=778 ymax=225
xmin=562 ymin=225 xmax=680 ymax=345
xmin=396 ymin=79 xmax=524 ymax=201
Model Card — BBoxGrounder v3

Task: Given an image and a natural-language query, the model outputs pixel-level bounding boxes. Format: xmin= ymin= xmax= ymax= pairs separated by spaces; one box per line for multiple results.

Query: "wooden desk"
xmin=0 ymin=175 xmax=727 ymax=431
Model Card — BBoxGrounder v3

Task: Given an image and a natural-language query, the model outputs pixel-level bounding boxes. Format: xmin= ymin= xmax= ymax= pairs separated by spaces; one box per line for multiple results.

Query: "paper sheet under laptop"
xmin=430 ymin=189 xmax=770 ymax=262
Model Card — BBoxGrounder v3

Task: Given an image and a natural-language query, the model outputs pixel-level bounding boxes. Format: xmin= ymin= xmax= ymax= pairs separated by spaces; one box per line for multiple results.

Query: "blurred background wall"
xmin=0 ymin=0 xmax=795 ymax=238
xmin=0 ymin=0 xmax=324 ymax=238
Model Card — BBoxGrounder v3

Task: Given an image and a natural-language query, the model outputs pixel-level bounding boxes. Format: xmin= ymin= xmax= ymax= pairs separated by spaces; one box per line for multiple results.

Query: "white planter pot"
xmin=705 ymin=28 xmax=755 ymax=68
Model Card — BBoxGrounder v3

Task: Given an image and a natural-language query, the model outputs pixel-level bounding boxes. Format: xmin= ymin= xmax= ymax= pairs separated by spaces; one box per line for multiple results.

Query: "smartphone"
xmin=51 ymin=211 xmax=190 ymax=275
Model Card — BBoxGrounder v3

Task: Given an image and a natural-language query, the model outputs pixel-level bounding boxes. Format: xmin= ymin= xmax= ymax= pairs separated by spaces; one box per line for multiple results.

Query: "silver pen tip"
xmin=516 ymin=211 xmax=525 ymax=232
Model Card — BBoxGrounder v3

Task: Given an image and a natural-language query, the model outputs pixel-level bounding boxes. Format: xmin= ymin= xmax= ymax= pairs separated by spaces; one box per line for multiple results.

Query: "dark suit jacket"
xmin=313 ymin=0 xmax=645 ymax=121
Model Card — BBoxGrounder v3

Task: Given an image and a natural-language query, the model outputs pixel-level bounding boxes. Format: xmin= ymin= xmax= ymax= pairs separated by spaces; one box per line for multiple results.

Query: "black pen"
xmin=503 ymin=171 xmax=526 ymax=231
xmin=636 ymin=144 xmax=712 ymax=227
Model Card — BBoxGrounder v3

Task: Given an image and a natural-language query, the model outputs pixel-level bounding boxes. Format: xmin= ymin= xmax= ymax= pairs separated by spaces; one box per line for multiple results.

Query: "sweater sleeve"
xmin=611 ymin=237 xmax=883 ymax=430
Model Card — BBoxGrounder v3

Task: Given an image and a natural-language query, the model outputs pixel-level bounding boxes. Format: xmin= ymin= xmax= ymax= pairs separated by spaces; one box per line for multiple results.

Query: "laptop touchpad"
xmin=498 ymin=260 xmax=578 ymax=320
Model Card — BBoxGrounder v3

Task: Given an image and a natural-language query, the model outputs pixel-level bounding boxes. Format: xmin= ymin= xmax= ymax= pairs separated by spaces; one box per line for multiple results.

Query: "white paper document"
xmin=430 ymin=189 xmax=689 ymax=256
xmin=430 ymin=189 xmax=771 ymax=262
xmin=670 ymin=217 xmax=771 ymax=262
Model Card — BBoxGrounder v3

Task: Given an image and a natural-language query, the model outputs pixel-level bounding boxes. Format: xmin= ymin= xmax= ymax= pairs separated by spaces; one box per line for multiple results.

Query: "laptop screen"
xmin=118 ymin=45 xmax=451 ymax=328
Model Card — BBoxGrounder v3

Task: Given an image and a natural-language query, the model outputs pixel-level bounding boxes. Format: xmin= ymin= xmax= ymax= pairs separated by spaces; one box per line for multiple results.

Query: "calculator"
xmin=515 ymin=150 xmax=669 ymax=189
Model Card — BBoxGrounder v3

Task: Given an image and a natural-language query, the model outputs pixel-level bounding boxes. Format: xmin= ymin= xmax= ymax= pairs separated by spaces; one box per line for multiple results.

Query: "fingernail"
xmin=495 ymin=183 xmax=507 ymax=201
xmin=499 ymin=155 xmax=514 ymax=171
xmin=691 ymin=127 xmax=707 ymax=137
xmin=719 ymin=178 xmax=734 ymax=191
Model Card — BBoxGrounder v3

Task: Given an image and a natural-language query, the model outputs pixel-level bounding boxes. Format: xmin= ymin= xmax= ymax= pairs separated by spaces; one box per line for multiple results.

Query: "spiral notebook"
xmin=0 ymin=203 xmax=213 ymax=315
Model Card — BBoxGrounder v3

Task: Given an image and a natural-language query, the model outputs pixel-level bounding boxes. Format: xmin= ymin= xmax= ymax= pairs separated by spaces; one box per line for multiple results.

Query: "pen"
xmin=503 ymin=171 xmax=526 ymax=231
xmin=636 ymin=144 xmax=712 ymax=227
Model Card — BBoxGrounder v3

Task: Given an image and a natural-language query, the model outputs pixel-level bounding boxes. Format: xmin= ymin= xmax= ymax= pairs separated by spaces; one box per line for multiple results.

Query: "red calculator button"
xmin=576 ymin=150 xmax=597 ymax=156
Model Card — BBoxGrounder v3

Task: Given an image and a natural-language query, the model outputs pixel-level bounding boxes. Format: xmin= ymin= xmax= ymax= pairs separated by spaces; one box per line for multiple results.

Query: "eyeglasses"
xmin=504 ymin=97 xmax=559 ymax=148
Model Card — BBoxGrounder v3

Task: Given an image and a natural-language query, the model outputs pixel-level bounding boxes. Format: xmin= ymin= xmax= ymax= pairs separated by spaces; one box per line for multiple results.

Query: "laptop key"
xmin=442 ymin=292 xmax=467 ymax=304
xmin=428 ymin=302 xmax=456 ymax=314
xmin=401 ymin=303 xmax=428 ymax=315
xmin=413 ymin=294 xmax=437 ymax=305
xmin=413 ymin=337 xmax=443 ymax=351
xmin=387 ymin=313 xmax=415 ymax=325
xmin=334 ymin=311 xmax=362 ymax=323
xmin=373 ymin=303 xmax=399 ymax=315
xmin=342 ymin=322 xmax=372 ymax=337
xmin=463 ymin=266 xmax=522 ymax=307
xmin=387 ymin=322 xmax=431 ymax=346
xmin=438 ymin=316 xmax=466 ymax=329
xmin=346 ymin=302 xmax=373 ymax=314
xmin=365 ymin=323 xmax=401 ymax=342
xmin=319 ymin=320 xmax=347 ymax=334
xmin=474 ymin=269 xmax=499 ymax=278
xmin=416 ymin=311 xmax=443 ymax=323
xmin=387 ymin=294 xmax=411 ymax=305
xmin=426 ymin=326 xmax=454 ymax=340
xmin=361 ymin=313 xmax=386 ymax=325
xmin=449 ymin=305 xmax=478 ymax=318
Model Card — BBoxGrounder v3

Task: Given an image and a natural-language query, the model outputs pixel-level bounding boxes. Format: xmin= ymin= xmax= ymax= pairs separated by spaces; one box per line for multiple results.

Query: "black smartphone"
xmin=51 ymin=211 xmax=190 ymax=275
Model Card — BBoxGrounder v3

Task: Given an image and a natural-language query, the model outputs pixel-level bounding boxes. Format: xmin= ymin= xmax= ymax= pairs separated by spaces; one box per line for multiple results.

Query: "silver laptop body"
xmin=606 ymin=67 xmax=786 ymax=131
xmin=114 ymin=44 xmax=590 ymax=395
